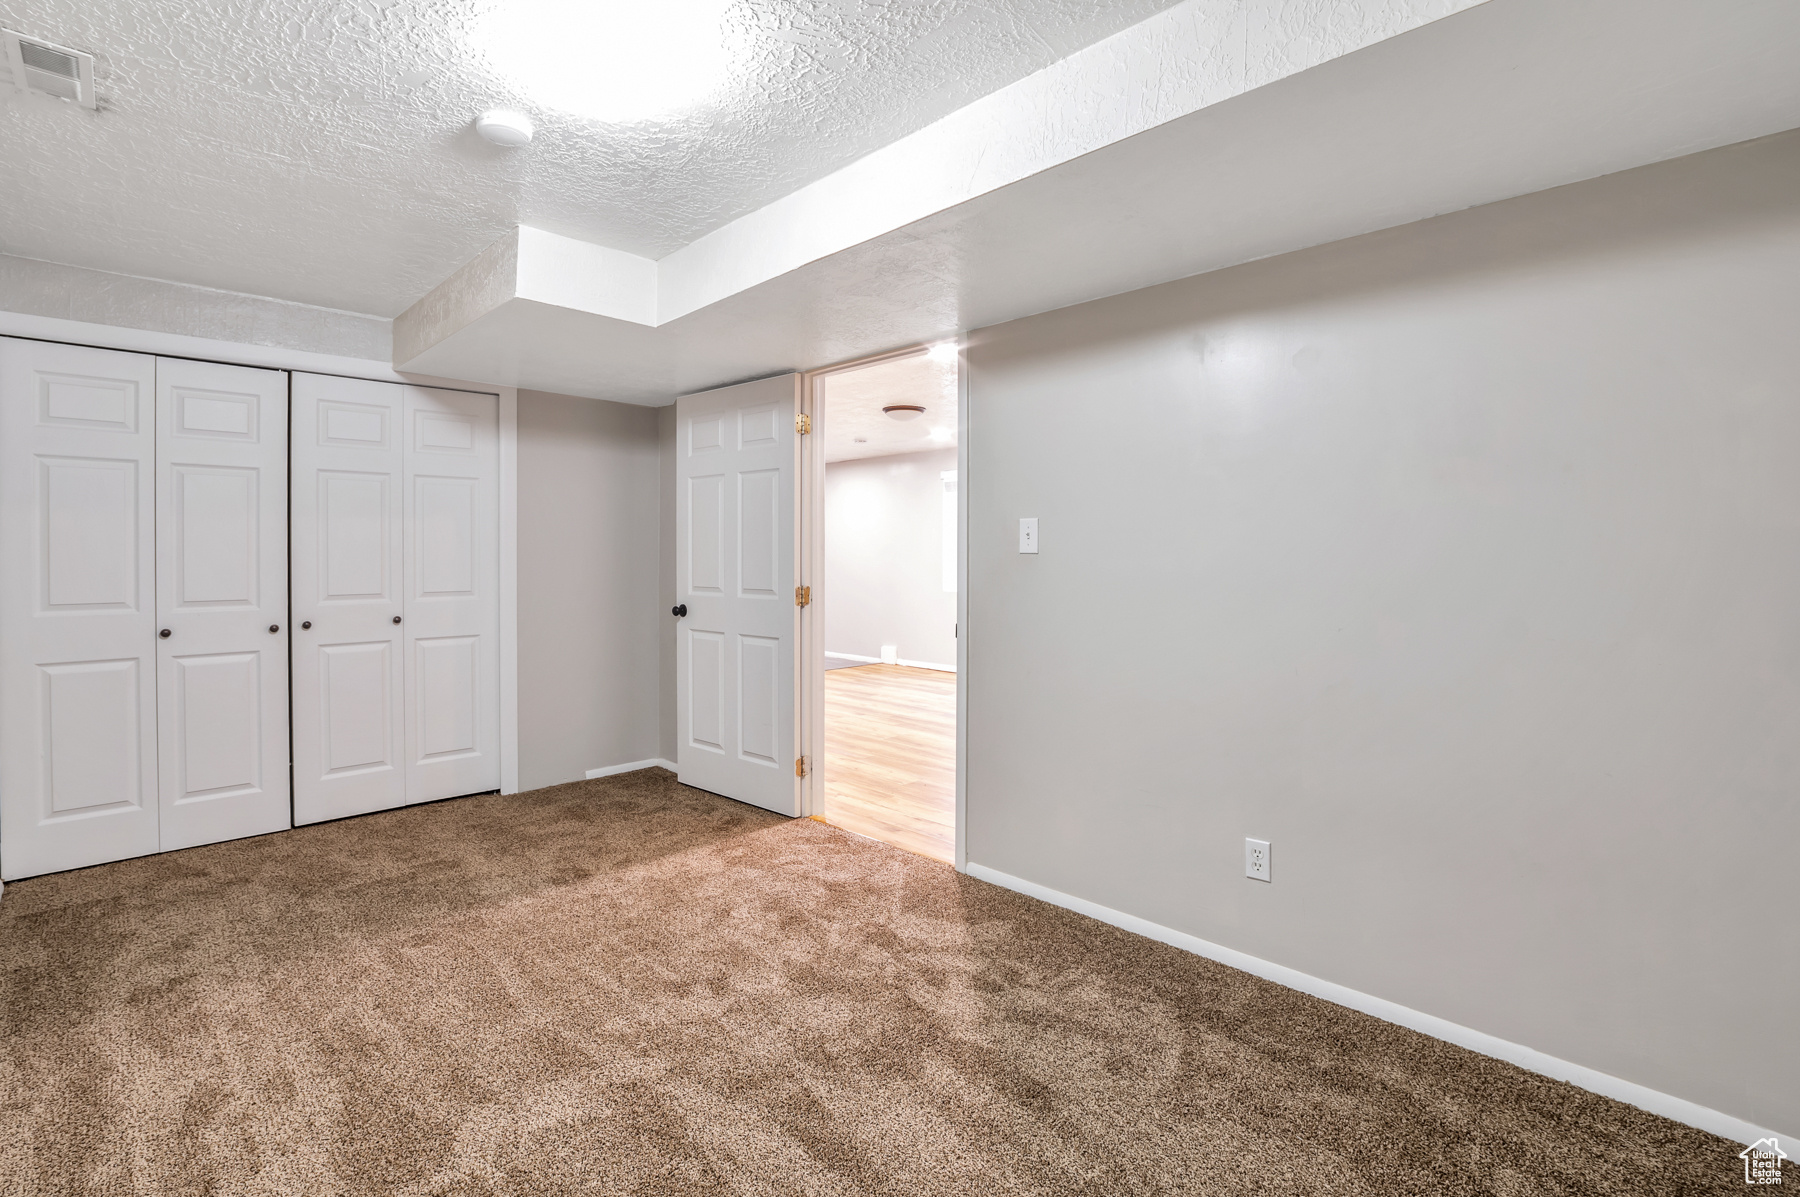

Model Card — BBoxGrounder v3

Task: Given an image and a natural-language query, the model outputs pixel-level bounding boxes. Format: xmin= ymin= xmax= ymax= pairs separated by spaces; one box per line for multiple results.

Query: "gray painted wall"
xmin=963 ymin=131 xmax=1800 ymax=1139
xmin=517 ymin=391 xmax=664 ymax=790
xmin=826 ymin=447 xmax=959 ymax=667
xmin=659 ymin=405 xmax=679 ymax=763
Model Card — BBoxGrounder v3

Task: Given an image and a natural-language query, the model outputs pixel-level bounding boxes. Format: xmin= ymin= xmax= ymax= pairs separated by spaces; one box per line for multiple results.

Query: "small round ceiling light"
xmin=883 ymin=405 xmax=925 ymax=421
xmin=476 ymin=109 xmax=535 ymax=147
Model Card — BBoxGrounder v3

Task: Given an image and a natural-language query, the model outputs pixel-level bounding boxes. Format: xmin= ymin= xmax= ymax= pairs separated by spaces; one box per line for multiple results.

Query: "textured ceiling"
xmin=823 ymin=351 xmax=957 ymax=463
xmin=0 ymin=0 xmax=1182 ymax=317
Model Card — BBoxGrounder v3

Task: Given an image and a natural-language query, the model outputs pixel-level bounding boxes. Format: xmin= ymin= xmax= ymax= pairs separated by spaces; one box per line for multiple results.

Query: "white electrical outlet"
xmin=1019 ymin=517 xmax=1039 ymax=554
xmin=1245 ymin=838 xmax=1271 ymax=882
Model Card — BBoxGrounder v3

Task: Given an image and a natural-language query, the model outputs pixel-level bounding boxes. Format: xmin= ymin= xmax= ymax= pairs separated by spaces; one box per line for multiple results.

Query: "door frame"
xmin=797 ymin=342 xmax=967 ymax=871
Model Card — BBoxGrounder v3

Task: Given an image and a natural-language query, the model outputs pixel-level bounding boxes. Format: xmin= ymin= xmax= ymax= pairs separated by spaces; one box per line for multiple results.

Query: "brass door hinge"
xmin=796 ymin=412 xmax=812 ymax=435
xmin=795 ymin=756 xmax=809 ymax=778
xmin=795 ymin=585 xmax=811 ymax=607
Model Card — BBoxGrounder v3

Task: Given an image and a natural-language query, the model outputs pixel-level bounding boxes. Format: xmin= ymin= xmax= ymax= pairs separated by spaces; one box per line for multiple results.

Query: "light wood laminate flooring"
xmin=823 ymin=664 xmax=955 ymax=863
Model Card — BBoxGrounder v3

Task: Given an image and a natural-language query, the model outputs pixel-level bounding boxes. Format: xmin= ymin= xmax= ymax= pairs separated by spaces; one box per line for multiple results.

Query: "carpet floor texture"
xmin=0 ymin=770 xmax=1751 ymax=1195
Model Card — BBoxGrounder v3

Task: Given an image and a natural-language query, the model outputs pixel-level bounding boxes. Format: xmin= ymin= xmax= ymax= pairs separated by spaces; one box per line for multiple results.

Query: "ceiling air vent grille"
xmin=3 ymin=29 xmax=96 ymax=109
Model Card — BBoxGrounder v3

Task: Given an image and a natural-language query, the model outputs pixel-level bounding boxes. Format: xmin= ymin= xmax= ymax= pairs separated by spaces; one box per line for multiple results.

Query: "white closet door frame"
xmin=154 ymin=358 xmax=291 ymax=850
xmin=0 ymin=339 xmax=160 ymax=880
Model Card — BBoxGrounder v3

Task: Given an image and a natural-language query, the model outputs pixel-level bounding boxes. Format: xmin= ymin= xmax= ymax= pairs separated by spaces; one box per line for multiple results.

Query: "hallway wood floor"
xmin=823 ymin=663 xmax=955 ymax=863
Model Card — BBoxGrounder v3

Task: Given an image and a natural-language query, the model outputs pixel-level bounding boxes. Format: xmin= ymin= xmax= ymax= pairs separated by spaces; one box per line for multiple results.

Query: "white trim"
xmin=585 ymin=758 xmax=678 ymax=779
xmin=825 ymin=650 xmax=956 ymax=673
xmin=497 ymin=387 xmax=519 ymax=796
xmin=963 ymin=862 xmax=1793 ymax=1150
xmin=798 ymin=372 xmax=826 ymax=817
xmin=953 ymin=345 xmax=968 ymax=873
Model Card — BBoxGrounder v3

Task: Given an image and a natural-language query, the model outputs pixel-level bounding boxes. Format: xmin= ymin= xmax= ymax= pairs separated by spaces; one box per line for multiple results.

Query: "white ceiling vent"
xmin=3 ymin=29 xmax=97 ymax=109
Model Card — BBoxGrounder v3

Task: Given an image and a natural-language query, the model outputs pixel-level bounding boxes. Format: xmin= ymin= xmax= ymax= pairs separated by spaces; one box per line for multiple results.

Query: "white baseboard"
xmin=584 ymin=759 xmax=677 ymax=779
xmin=962 ymin=862 xmax=1791 ymax=1150
xmin=825 ymin=651 xmax=956 ymax=672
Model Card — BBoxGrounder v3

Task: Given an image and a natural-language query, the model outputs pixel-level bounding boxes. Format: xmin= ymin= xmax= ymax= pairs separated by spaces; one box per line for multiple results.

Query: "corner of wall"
xmin=658 ymin=404 xmax=679 ymax=764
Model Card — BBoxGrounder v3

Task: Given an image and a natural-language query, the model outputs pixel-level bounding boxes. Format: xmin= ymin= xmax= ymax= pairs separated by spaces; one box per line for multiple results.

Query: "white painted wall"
xmin=516 ymin=391 xmax=664 ymax=789
xmin=0 ymin=254 xmax=389 ymax=361
xmin=825 ymin=448 xmax=959 ymax=669
xmin=963 ymin=132 xmax=1800 ymax=1142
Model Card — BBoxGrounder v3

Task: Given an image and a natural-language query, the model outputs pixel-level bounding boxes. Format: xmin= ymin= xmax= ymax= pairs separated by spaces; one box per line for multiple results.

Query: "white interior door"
xmin=675 ymin=374 xmax=800 ymax=815
xmin=0 ymin=339 xmax=160 ymax=879
xmin=403 ymin=385 xmax=500 ymax=803
xmin=154 ymin=358 xmax=291 ymax=851
xmin=290 ymin=374 xmax=406 ymax=824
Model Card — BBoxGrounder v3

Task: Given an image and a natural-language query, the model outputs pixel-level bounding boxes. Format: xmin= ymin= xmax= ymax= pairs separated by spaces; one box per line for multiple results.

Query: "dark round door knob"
xmin=671 ymin=604 xmax=688 ymax=618
xmin=301 ymin=621 xmax=312 ymax=629
xmin=393 ymin=615 xmax=403 ymax=624
xmin=159 ymin=628 xmax=171 ymax=638
xmin=269 ymin=624 xmax=280 ymax=634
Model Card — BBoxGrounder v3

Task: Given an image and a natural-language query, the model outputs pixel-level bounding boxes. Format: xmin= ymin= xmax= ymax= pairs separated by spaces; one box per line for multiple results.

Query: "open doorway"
xmin=807 ymin=347 xmax=959 ymax=863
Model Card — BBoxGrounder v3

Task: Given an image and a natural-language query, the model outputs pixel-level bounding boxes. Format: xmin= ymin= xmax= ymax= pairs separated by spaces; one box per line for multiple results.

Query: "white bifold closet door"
xmin=0 ymin=339 xmax=290 ymax=881
xmin=154 ymin=358 xmax=291 ymax=851
xmin=290 ymin=375 xmax=499 ymax=825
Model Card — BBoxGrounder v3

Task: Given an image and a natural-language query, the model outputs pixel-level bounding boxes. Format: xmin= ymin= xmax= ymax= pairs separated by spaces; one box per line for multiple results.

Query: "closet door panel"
xmin=291 ymin=375 xmax=406 ymax=824
xmin=0 ymin=339 xmax=160 ymax=880
xmin=321 ymin=640 xmax=396 ymax=771
xmin=404 ymin=387 xmax=500 ymax=803
xmin=155 ymin=358 xmax=291 ymax=851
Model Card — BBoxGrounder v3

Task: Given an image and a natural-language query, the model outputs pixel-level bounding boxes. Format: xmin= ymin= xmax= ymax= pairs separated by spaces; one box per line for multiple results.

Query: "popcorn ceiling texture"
xmin=0 ymin=0 xmax=1182 ymax=318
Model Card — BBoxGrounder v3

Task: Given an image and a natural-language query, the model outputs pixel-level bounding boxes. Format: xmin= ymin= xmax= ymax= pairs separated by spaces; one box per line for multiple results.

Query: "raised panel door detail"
xmin=39 ymin=659 xmax=142 ymax=815
xmin=416 ymin=477 xmax=476 ymax=597
xmin=294 ymin=376 xmax=496 ymax=822
xmin=172 ymin=652 xmax=260 ymax=800
xmin=737 ymin=634 xmax=778 ymax=765
xmin=319 ymin=401 xmax=388 ymax=447
xmin=415 ymin=636 xmax=478 ymax=760
xmin=173 ymin=389 xmax=257 ymax=441
xmin=672 ymin=374 xmax=796 ymax=816
xmin=39 ymin=457 xmax=138 ymax=612
xmin=319 ymin=472 xmax=389 ymax=601
xmin=415 ymin=412 xmax=475 ymax=452
xmin=321 ymin=642 xmax=394 ymax=775
xmin=688 ymin=630 xmax=724 ymax=752
xmin=174 ymin=466 xmax=257 ymax=608
xmin=3 ymin=339 xmax=159 ymax=878
xmin=738 ymin=469 xmax=779 ymax=597
xmin=738 ymin=405 xmax=777 ymax=447
xmin=38 ymin=374 xmax=137 ymax=430
xmin=688 ymin=475 xmax=724 ymax=594
xmin=690 ymin=415 xmax=723 ymax=455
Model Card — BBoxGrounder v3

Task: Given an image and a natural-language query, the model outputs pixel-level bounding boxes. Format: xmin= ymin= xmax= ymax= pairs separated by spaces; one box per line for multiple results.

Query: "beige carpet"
xmin=0 ymin=770 xmax=1752 ymax=1195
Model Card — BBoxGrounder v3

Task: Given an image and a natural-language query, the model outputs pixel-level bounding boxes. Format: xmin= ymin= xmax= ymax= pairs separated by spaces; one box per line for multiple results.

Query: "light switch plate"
xmin=1245 ymin=838 xmax=1271 ymax=882
xmin=1019 ymin=517 xmax=1039 ymax=554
